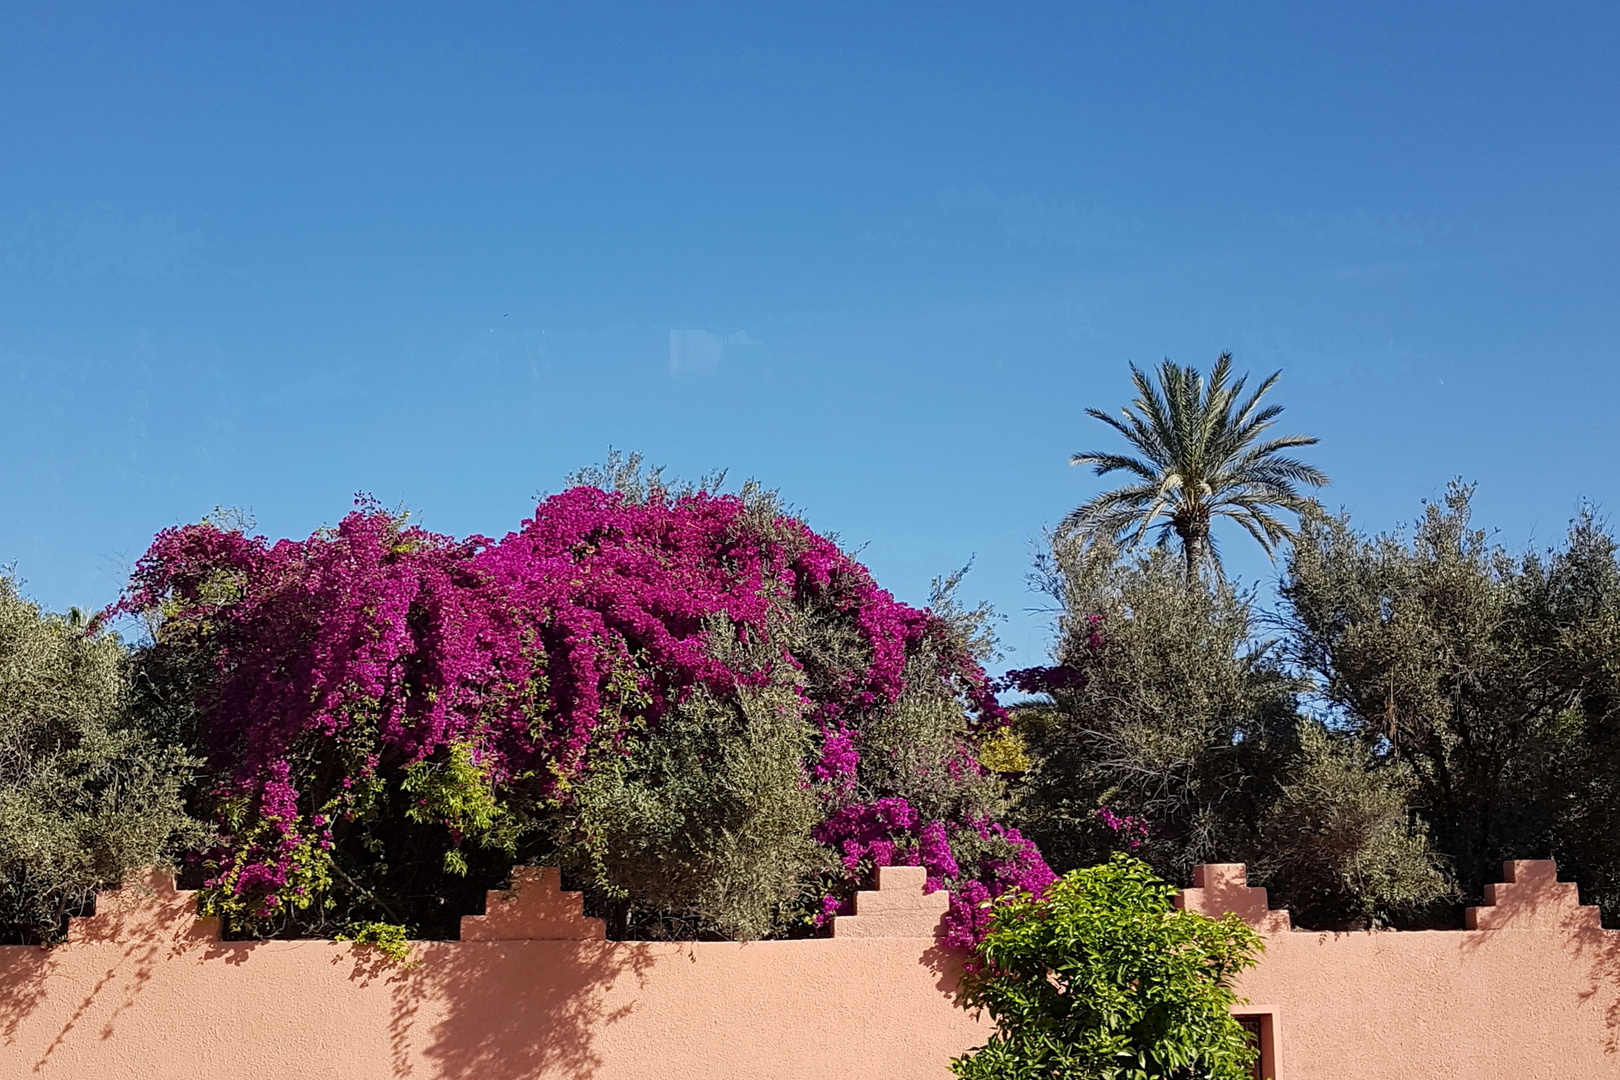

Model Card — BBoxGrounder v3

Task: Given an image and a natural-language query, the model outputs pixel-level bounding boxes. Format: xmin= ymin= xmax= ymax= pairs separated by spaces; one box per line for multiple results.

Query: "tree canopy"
xmin=1280 ymin=482 xmax=1620 ymax=915
xmin=9 ymin=436 xmax=1620 ymax=959
xmin=1065 ymin=353 xmax=1327 ymax=581
xmin=1009 ymin=535 xmax=1449 ymax=929
xmin=0 ymin=573 xmax=205 ymax=944
xmin=1012 ymin=482 xmax=1620 ymax=930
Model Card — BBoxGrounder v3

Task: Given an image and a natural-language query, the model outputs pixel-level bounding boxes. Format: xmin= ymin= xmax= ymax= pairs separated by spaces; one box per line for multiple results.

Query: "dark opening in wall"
xmin=1236 ymin=1012 xmax=1276 ymax=1080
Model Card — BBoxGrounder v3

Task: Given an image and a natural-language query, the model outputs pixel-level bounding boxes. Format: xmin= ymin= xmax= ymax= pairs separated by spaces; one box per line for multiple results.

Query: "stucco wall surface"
xmin=0 ymin=864 xmax=987 ymax=1080
xmin=1 ymin=859 xmax=1617 ymax=1079
xmin=1179 ymin=861 xmax=1620 ymax=1079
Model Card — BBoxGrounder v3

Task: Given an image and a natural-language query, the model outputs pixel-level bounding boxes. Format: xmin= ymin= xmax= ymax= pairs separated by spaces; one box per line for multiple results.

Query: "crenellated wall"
xmin=1178 ymin=860 xmax=1620 ymax=1079
xmin=0 ymin=863 xmax=984 ymax=1080
xmin=1 ymin=859 xmax=1616 ymax=1079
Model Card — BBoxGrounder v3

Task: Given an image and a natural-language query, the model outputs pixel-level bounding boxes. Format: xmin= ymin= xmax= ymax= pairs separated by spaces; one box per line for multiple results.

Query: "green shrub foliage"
xmin=953 ymin=855 xmax=1262 ymax=1080
xmin=1013 ymin=536 xmax=1448 ymax=928
xmin=0 ymin=574 xmax=206 ymax=944
xmin=1281 ymin=482 xmax=1620 ymax=919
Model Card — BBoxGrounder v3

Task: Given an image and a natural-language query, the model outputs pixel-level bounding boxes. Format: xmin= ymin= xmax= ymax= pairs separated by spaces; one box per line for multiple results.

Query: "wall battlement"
xmin=2 ymin=859 xmax=1617 ymax=1079
xmin=1173 ymin=862 xmax=1292 ymax=933
xmin=1465 ymin=859 xmax=1605 ymax=931
xmin=460 ymin=866 xmax=607 ymax=941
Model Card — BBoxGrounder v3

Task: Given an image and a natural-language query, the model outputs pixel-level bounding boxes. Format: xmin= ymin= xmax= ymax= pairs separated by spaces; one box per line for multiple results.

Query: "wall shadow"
xmin=0 ymin=946 xmax=52 ymax=1048
xmin=1568 ymin=926 xmax=1620 ymax=1053
xmin=922 ymin=942 xmax=970 ymax=1004
xmin=395 ymin=940 xmax=654 ymax=1080
xmin=1452 ymin=863 xmax=1620 ymax=1055
xmin=7 ymin=934 xmax=168 ymax=1069
xmin=4 ymin=873 xmax=217 ymax=1068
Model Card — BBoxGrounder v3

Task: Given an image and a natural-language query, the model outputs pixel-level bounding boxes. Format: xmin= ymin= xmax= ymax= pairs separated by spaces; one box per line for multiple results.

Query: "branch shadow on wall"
xmin=0 ymin=946 xmax=53 ymax=1049
xmin=1455 ymin=863 xmax=1620 ymax=1055
xmin=6 ymin=873 xmax=219 ymax=1069
xmin=377 ymin=940 xmax=654 ymax=1080
xmin=1569 ymin=922 xmax=1620 ymax=1053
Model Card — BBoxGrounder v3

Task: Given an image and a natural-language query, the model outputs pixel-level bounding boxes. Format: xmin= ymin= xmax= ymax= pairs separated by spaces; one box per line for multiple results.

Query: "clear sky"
xmin=3 ymin=2 xmax=1617 ymax=667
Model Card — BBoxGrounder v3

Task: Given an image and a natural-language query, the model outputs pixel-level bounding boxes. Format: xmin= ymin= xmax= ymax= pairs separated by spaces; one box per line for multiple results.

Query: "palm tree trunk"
xmin=1182 ymin=527 xmax=1206 ymax=584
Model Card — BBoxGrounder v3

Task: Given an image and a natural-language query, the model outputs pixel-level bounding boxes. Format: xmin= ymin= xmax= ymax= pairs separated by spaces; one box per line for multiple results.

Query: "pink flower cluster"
xmin=1096 ymin=806 xmax=1149 ymax=850
xmin=810 ymin=797 xmax=1052 ymax=948
xmin=998 ymin=614 xmax=1105 ymax=697
xmin=942 ymin=821 xmax=1056 ymax=951
xmin=116 ymin=487 xmax=1045 ymax=943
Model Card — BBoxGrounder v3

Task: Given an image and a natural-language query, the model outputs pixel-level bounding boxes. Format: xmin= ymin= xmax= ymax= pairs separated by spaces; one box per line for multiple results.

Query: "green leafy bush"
xmin=1281 ymin=483 xmax=1620 ymax=920
xmin=1014 ymin=536 xmax=1449 ymax=927
xmin=336 ymin=919 xmax=417 ymax=966
xmin=953 ymin=855 xmax=1262 ymax=1080
xmin=0 ymin=573 xmax=207 ymax=944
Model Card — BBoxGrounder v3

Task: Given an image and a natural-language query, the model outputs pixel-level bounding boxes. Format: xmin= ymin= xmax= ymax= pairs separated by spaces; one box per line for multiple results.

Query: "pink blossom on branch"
xmin=116 ymin=486 xmax=1048 ymax=943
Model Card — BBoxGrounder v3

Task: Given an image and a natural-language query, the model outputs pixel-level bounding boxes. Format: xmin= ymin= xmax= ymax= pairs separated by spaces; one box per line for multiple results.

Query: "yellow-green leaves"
xmin=401 ymin=741 xmax=518 ymax=875
xmin=337 ymin=920 xmax=416 ymax=966
xmin=953 ymin=855 xmax=1262 ymax=1080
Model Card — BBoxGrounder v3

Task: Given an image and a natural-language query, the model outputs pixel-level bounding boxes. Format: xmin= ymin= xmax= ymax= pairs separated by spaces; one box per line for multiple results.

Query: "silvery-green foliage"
xmin=0 ymin=574 xmax=207 ymax=944
xmin=1016 ymin=535 xmax=1449 ymax=928
xmin=1281 ymin=483 xmax=1620 ymax=919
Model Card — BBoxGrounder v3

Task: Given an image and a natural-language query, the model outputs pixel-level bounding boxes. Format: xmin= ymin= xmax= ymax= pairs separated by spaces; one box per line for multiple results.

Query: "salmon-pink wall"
xmin=1178 ymin=860 xmax=1620 ymax=1079
xmin=0 ymin=864 xmax=986 ymax=1080
xmin=2 ymin=859 xmax=1617 ymax=1079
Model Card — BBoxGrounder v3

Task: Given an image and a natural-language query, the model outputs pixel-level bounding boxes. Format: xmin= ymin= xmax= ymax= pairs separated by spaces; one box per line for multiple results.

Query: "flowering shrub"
xmin=1095 ymin=806 xmax=1149 ymax=850
xmin=118 ymin=481 xmax=1049 ymax=944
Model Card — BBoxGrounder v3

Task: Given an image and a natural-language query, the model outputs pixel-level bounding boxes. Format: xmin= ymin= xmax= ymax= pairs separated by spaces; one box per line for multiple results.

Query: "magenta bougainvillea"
xmin=1095 ymin=806 xmax=1149 ymax=850
xmin=117 ymin=487 xmax=1050 ymax=945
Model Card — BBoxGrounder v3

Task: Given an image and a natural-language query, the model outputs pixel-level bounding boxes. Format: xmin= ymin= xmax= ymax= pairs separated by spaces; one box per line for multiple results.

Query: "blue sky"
xmin=3 ymin=1 xmax=1617 ymax=666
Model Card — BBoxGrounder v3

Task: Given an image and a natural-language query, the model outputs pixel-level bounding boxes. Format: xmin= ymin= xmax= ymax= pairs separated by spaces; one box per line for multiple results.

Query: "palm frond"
xmin=1216 ymin=403 xmax=1286 ymax=460
xmin=1224 ymin=509 xmax=1283 ymax=555
xmin=1069 ymin=451 xmax=1160 ymax=481
xmin=1232 ymin=369 xmax=1281 ymax=427
xmin=1130 ymin=365 xmax=1179 ymax=458
xmin=1229 ymin=434 xmax=1322 ymax=463
xmin=1063 ymin=352 xmax=1327 ymax=579
xmin=1227 ymin=454 xmax=1329 ymax=489
xmin=1084 ymin=406 xmax=1170 ymax=467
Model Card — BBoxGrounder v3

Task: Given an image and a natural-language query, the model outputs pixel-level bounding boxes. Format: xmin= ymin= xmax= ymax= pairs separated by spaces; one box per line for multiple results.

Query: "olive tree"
xmin=0 ymin=573 xmax=205 ymax=943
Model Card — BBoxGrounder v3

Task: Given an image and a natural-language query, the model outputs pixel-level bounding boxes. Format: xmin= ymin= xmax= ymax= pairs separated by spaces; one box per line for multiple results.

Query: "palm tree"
xmin=1063 ymin=353 xmax=1327 ymax=582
